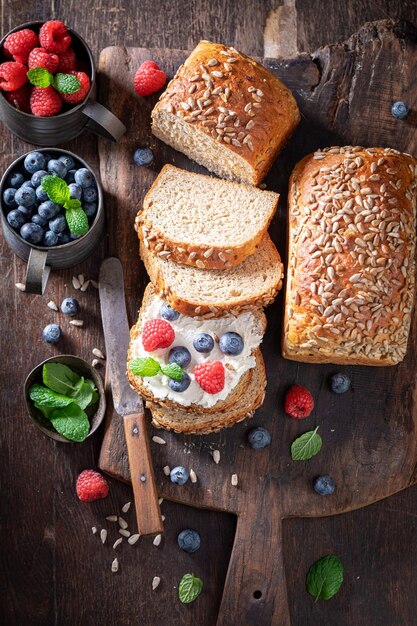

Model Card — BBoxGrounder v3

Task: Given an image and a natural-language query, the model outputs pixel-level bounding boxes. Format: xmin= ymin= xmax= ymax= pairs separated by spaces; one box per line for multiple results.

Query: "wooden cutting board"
xmin=97 ymin=19 xmax=417 ymax=626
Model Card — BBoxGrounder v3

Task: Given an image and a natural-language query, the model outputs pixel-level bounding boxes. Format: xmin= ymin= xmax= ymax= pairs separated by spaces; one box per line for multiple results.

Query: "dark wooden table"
xmin=2 ymin=2 xmax=417 ymax=625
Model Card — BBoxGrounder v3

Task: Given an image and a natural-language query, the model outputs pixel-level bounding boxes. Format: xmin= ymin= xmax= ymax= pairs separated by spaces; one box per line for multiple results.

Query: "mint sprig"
xmin=178 ymin=574 xmax=203 ymax=604
xmin=27 ymin=68 xmax=53 ymax=88
xmin=129 ymin=357 xmax=184 ymax=382
xmin=291 ymin=427 xmax=322 ymax=461
xmin=306 ymin=555 xmax=344 ymax=601
xmin=41 ymin=175 xmax=89 ymax=236
xmin=27 ymin=68 xmax=80 ymax=94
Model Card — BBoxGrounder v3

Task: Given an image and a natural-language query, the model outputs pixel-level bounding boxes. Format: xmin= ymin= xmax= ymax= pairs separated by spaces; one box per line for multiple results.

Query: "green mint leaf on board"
xmin=50 ymin=404 xmax=90 ymax=442
xmin=41 ymin=175 xmax=71 ymax=205
xmin=29 ymin=383 xmax=76 ymax=408
xmin=42 ymin=363 xmax=81 ymax=395
xmin=160 ymin=362 xmax=184 ymax=382
xmin=68 ymin=378 xmax=93 ymax=410
xmin=65 ymin=198 xmax=82 ymax=211
xmin=291 ymin=426 xmax=322 ymax=461
xmin=34 ymin=402 xmax=55 ymax=420
xmin=52 ymin=72 xmax=81 ymax=94
xmin=27 ymin=67 xmax=53 ymax=87
xmin=178 ymin=574 xmax=203 ymax=604
xmin=65 ymin=206 xmax=89 ymax=236
xmin=306 ymin=555 xmax=344 ymax=601
xmin=129 ymin=357 xmax=161 ymax=377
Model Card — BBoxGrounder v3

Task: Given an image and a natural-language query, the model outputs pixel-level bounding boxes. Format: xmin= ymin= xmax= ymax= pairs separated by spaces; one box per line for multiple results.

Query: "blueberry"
xmin=133 ymin=147 xmax=154 ymax=167
xmin=59 ymin=154 xmax=75 ymax=170
xmin=42 ymin=323 xmax=61 ymax=344
xmin=38 ymin=200 xmax=61 ymax=220
xmin=16 ymin=205 xmax=32 ymax=218
xmin=177 ymin=529 xmax=201 ymax=553
xmin=8 ymin=172 xmax=24 ymax=188
xmin=82 ymin=186 xmax=98 ymax=203
xmin=168 ymin=371 xmax=191 ymax=392
xmin=24 ymin=151 xmax=46 ymax=174
xmin=391 ymin=101 xmax=409 ymax=119
xmin=49 ymin=215 xmax=67 ymax=233
xmin=15 ymin=186 xmax=36 ymax=208
xmin=68 ymin=183 xmax=82 ymax=200
xmin=36 ymin=186 xmax=49 ymax=203
xmin=47 ymin=159 xmax=67 ymax=178
xmin=31 ymin=214 xmax=48 ymax=227
xmin=168 ymin=346 xmax=191 ymax=368
xmin=193 ymin=332 xmax=214 ymax=353
xmin=219 ymin=332 xmax=244 ymax=355
xmin=7 ymin=209 xmax=26 ymax=229
xmin=170 ymin=466 xmax=189 ymax=485
xmin=247 ymin=427 xmax=271 ymax=449
xmin=313 ymin=476 xmax=335 ymax=496
xmin=42 ymin=230 xmax=58 ymax=247
xmin=83 ymin=202 xmax=97 ymax=217
xmin=31 ymin=170 xmax=48 ymax=188
xmin=74 ymin=167 xmax=94 ymax=188
xmin=3 ymin=188 xmax=17 ymax=208
xmin=20 ymin=180 xmax=34 ymax=189
xmin=57 ymin=230 xmax=71 ymax=245
xmin=161 ymin=302 xmax=180 ymax=321
xmin=60 ymin=297 xmax=80 ymax=316
xmin=20 ymin=222 xmax=44 ymax=244
xmin=65 ymin=169 xmax=77 ymax=184
xmin=329 ymin=373 xmax=351 ymax=394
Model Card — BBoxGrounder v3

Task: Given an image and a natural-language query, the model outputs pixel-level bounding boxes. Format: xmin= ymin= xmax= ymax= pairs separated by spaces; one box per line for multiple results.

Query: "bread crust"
xmin=282 ymin=146 xmax=417 ymax=366
xmin=151 ymin=40 xmax=300 ymax=186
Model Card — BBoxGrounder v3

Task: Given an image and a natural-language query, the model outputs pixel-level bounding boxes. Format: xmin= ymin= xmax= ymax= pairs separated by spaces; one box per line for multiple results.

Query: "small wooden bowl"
xmin=24 ymin=355 xmax=106 ymax=443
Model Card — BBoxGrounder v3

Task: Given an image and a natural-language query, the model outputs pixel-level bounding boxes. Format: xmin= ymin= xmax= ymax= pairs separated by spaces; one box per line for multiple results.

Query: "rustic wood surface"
xmin=1 ymin=3 xmax=417 ymax=626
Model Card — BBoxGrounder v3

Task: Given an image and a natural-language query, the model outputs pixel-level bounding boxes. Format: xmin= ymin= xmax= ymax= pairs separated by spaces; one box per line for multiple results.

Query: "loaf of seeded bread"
xmin=140 ymin=233 xmax=284 ymax=317
xmin=147 ymin=350 xmax=266 ymax=434
xmin=152 ymin=40 xmax=300 ymax=186
xmin=136 ymin=164 xmax=279 ymax=270
xmin=282 ymin=146 xmax=417 ymax=365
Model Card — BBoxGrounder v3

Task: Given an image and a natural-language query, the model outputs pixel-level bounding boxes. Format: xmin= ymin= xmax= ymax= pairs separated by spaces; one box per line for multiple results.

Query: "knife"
xmin=99 ymin=257 xmax=163 ymax=536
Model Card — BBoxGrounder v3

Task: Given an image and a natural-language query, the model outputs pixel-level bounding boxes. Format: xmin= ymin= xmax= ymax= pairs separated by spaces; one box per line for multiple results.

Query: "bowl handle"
xmin=25 ymin=248 xmax=50 ymax=294
xmin=82 ymin=100 xmax=126 ymax=142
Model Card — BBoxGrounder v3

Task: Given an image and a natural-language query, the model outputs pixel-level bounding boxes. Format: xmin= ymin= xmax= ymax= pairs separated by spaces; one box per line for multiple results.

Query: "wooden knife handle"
xmin=123 ymin=412 xmax=164 ymax=536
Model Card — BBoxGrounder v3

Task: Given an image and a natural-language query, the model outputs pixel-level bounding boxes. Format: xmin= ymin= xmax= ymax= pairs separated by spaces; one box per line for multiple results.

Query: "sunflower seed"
xmin=163 ymin=465 xmax=171 ymax=476
xmin=92 ymin=526 xmax=97 ymax=534
xmin=77 ymin=273 xmax=85 ymax=285
xmin=92 ymin=359 xmax=100 ymax=368
xmin=212 ymin=449 xmax=220 ymax=464
xmin=72 ymin=276 xmax=81 ymax=289
xmin=204 ymin=248 xmax=214 ymax=258
xmin=92 ymin=348 xmax=106 ymax=359
xmin=80 ymin=280 xmax=90 ymax=292
xmin=127 ymin=534 xmax=140 ymax=545
xmin=152 ymin=435 xmax=166 ymax=445
xmin=118 ymin=517 xmax=128 ymax=530
xmin=152 ymin=576 xmax=161 ymax=590
xmin=212 ymin=70 xmax=223 ymax=78
xmin=153 ymin=534 xmax=162 ymax=547
xmin=47 ymin=300 xmax=58 ymax=311
xmin=15 ymin=282 xmax=25 ymax=291
xmin=119 ymin=529 xmax=130 ymax=537
xmin=159 ymin=498 xmax=164 ymax=505
xmin=100 ymin=529 xmax=107 ymax=544
xmin=111 ymin=558 xmax=119 ymax=573
xmin=190 ymin=469 xmax=197 ymax=483
xmin=231 ymin=474 xmax=238 ymax=486
xmin=106 ymin=515 xmax=118 ymax=522
xmin=196 ymin=259 xmax=205 ymax=269
xmin=113 ymin=538 xmax=123 ymax=549
xmin=122 ymin=502 xmax=131 ymax=513
xmin=69 ymin=319 xmax=84 ymax=327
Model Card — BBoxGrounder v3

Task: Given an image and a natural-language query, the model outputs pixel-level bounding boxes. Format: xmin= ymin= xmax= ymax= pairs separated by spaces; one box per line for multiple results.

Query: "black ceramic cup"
xmin=0 ymin=147 xmax=104 ymax=294
xmin=0 ymin=21 xmax=126 ymax=144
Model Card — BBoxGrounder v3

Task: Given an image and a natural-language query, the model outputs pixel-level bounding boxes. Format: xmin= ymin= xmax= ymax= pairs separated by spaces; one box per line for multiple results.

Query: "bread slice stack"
xmin=128 ymin=164 xmax=284 ymax=434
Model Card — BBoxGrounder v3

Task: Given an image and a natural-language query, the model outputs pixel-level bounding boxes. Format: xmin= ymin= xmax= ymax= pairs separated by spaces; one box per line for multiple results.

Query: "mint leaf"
xmin=50 ymin=404 xmax=90 ymax=442
xmin=27 ymin=67 xmax=53 ymax=87
xmin=129 ymin=357 xmax=161 ymax=377
xmin=306 ymin=555 xmax=344 ymax=601
xmin=29 ymin=383 xmax=76 ymax=408
xmin=291 ymin=427 xmax=322 ymax=461
xmin=161 ymin=362 xmax=184 ymax=382
xmin=84 ymin=379 xmax=99 ymax=407
xmin=34 ymin=402 xmax=55 ymax=420
xmin=68 ymin=378 xmax=93 ymax=410
xmin=42 ymin=175 xmax=70 ymax=205
xmin=65 ymin=198 xmax=82 ymax=211
xmin=178 ymin=574 xmax=203 ymax=604
xmin=52 ymin=73 xmax=81 ymax=94
xmin=42 ymin=363 xmax=81 ymax=395
xmin=65 ymin=206 xmax=89 ymax=236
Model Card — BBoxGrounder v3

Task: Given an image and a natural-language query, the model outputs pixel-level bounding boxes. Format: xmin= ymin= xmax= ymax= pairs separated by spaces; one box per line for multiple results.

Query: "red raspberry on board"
xmin=28 ymin=47 xmax=59 ymax=73
xmin=4 ymin=83 xmax=32 ymax=112
xmin=76 ymin=469 xmax=109 ymax=502
xmin=134 ymin=60 xmax=166 ymax=96
xmin=3 ymin=29 xmax=38 ymax=64
xmin=284 ymin=384 xmax=314 ymax=419
xmin=0 ymin=62 xmax=28 ymax=92
xmin=30 ymin=86 xmax=62 ymax=117
xmin=57 ymin=48 xmax=76 ymax=73
xmin=142 ymin=319 xmax=175 ymax=352
xmin=60 ymin=71 xmax=90 ymax=104
xmin=39 ymin=20 xmax=71 ymax=54
xmin=194 ymin=361 xmax=225 ymax=394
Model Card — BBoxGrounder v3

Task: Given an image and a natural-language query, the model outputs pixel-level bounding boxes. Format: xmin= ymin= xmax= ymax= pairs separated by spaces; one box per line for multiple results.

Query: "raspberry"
xmin=142 ymin=318 xmax=175 ymax=351
xmin=76 ymin=469 xmax=109 ymax=502
xmin=28 ymin=47 xmax=59 ymax=73
xmin=134 ymin=60 xmax=166 ymax=97
xmin=39 ymin=20 xmax=71 ymax=54
xmin=4 ymin=29 xmax=39 ymax=64
xmin=284 ymin=385 xmax=314 ymax=419
xmin=4 ymin=83 xmax=32 ymax=112
xmin=0 ymin=62 xmax=28 ymax=92
xmin=30 ymin=86 xmax=62 ymax=117
xmin=194 ymin=361 xmax=225 ymax=394
xmin=57 ymin=48 xmax=76 ymax=73
xmin=60 ymin=71 xmax=90 ymax=104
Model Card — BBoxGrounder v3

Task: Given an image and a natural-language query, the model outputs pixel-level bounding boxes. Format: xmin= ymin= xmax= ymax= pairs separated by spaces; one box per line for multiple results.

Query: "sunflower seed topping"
xmin=152 ymin=576 xmax=161 ymax=590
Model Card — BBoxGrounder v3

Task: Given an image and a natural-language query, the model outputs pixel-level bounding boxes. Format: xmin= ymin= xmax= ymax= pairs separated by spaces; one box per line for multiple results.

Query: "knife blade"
xmin=99 ymin=257 xmax=163 ymax=536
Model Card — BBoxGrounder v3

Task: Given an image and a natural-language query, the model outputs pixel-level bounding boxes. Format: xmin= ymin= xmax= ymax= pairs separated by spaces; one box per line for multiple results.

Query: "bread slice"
xmin=136 ymin=165 xmax=279 ymax=270
xmin=147 ymin=349 xmax=267 ymax=434
xmin=140 ymin=233 xmax=284 ymax=317
xmin=127 ymin=284 xmax=267 ymax=414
